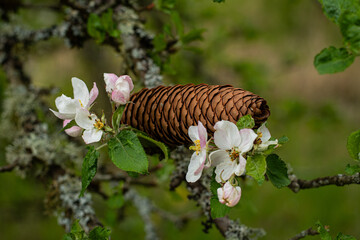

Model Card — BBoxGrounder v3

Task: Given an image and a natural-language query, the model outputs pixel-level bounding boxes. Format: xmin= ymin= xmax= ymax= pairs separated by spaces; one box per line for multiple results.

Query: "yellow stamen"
xmin=189 ymin=139 xmax=201 ymax=155
xmin=79 ymin=100 xmax=84 ymax=107
xmin=255 ymin=132 xmax=263 ymax=145
xmin=93 ymin=119 xmax=104 ymax=130
xmin=229 ymin=148 xmax=239 ymax=161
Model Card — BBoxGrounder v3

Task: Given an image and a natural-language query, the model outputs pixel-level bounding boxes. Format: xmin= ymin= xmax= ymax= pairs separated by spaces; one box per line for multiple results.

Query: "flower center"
xmin=93 ymin=119 xmax=104 ymax=130
xmin=228 ymin=148 xmax=240 ymax=161
xmin=189 ymin=139 xmax=201 ymax=155
xmin=254 ymin=132 xmax=263 ymax=145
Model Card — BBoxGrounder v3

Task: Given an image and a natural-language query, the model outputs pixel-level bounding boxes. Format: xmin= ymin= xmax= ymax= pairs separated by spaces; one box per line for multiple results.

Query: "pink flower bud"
xmin=217 ymin=181 xmax=241 ymax=207
xmin=104 ymin=74 xmax=134 ymax=106
xmin=63 ymin=119 xmax=82 ymax=137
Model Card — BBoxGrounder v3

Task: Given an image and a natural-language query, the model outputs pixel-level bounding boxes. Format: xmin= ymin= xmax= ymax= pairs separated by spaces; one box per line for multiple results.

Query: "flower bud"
xmin=63 ymin=119 xmax=82 ymax=137
xmin=217 ymin=181 xmax=241 ymax=207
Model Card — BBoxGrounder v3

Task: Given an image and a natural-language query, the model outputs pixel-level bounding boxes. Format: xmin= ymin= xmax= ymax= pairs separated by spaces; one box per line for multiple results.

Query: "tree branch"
xmin=0 ymin=162 xmax=17 ymax=173
xmin=288 ymin=173 xmax=360 ymax=193
xmin=288 ymin=227 xmax=319 ymax=240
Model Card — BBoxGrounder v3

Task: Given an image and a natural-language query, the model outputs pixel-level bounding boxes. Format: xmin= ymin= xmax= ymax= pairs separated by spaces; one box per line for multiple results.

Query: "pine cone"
xmin=121 ymin=84 xmax=270 ymax=146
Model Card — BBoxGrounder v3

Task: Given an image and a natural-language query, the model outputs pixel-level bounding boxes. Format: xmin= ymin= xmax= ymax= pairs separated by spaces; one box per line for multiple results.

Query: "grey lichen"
xmin=225 ymin=219 xmax=266 ymax=240
xmin=124 ymin=188 xmax=159 ymax=240
xmin=56 ymin=174 xmax=95 ymax=232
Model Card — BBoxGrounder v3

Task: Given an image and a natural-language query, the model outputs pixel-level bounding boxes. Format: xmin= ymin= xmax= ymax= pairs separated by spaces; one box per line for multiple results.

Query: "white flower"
xmin=186 ymin=121 xmax=208 ymax=182
xmin=217 ymin=181 xmax=241 ymax=207
xmin=209 ymin=120 xmax=257 ymax=183
xmin=63 ymin=119 xmax=82 ymax=137
xmin=256 ymin=124 xmax=278 ymax=151
xmin=104 ymin=73 xmax=134 ymax=106
xmin=75 ymin=108 xmax=104 ymax=144
xmin=50 ymin=77 xmax=98 ymax=120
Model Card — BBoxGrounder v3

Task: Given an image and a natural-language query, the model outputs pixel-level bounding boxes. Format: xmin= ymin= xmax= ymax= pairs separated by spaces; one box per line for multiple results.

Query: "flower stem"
xmin=96 ymin=143 xmax=108 ymax=151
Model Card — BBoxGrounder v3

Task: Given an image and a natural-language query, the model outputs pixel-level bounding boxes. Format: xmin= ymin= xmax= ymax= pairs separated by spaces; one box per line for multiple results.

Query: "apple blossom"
xmin=209 ymin=120 xmax=257 ymax=183
xmin=63 ymin=119 xmax=82 ymax=137
xmin=104 ymin=73 xmax=134 ymax=106
xmin=50 ymin=77 xmax=98 ymax=120
xmin=255 ymin=123 xmax=278 ymax=151
xmin=217 ymin=181 xmax=241 ymax=207
xmin=186 ymin=121 xmax=208 ymax=182
xmin=75 ymin=108 xmax=104 ymax=144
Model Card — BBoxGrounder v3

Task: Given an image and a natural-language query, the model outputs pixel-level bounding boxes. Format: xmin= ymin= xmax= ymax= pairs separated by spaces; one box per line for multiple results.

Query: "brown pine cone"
xmin=121 ymin=84 xmax=270 ymax=146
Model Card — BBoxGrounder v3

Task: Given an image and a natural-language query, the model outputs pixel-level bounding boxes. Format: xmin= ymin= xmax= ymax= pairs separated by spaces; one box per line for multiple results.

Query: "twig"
xmin=0 ymin=162 xmax=17 ymax=173
xmin=288 ymin=227 xmax=319 ymax=240
xmin=288 ymin=173 xmax=360 ymax=193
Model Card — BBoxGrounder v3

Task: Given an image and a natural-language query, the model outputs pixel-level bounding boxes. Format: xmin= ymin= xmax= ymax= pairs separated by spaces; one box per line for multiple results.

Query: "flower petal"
xmin=217 ymin=187 xmax=226 ymax=204
xmin=119 ymin=75 xmax=134 ymax=92
xmin=222 ymin=181 xmax=234 ymax=199
xmin=72 ymin=77 xmax=90 ymax=107
xmin=88 ymin=82 xmax=99 ymax=107
xmin=209 ymin=150 xmax=230 ymax=167
xmin=75 ymin=108 xmax=96 ymax=129
xmin=197 ymin=121 xmax=207 ymax=148
xmin=111 ymin=90 xmax=127 ymax=105
xmin=215 ymin=160 xmax=236 ymax=182
xmin=55 ymin=94 xmax=80 ymax=114
xmin=194 ymin=150 xmax=207 ymax=175
xmin=63 ymin=120 xmax=82 ymax=137
xmin=50 ymin=109 xmax=75 ymax=120
xmin=104 ymin=73 xmax=118 ymax=93
xmin=185 ymin=152 xmax=204 ymax=182
xmin=82 ymin=128 xmax=103 ymax=144
xmin=238 ymin=128 xmax=257 ymax=153
xmin=214 ymin=120 xmax=241 ymax=150
xmin=259 ymin=124 xmax=271 ymax=142
xmin=234 ymin=155 xmax=247 ymax=176
xmin=188 ymin=125 xmax=199 ymax=143
xmin=226 ymin=186 xmax=241 ymax=207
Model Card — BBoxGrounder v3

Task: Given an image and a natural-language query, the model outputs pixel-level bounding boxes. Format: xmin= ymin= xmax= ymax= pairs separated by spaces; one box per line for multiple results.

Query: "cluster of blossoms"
xmin=50 ymin=74 xmax=134 ymax=144
xmin=186 ymin=120 xmax=278 ymax=207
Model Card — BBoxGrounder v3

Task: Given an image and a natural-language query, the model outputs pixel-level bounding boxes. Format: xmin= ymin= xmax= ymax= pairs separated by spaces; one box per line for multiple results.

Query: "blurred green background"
xmin=1 ymin=0 xmax=360 ymax=239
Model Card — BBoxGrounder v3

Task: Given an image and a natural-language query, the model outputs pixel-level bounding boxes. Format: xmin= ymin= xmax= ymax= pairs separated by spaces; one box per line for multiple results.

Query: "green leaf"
xmin=345 ymin=164 xmax=360 ymax=174
xmin=59 ymin=120 xmax=76 ymax=133
xmin=156 ymin=0 xmax=176 ymax=14
xmin=266 ymin=154 xmax=291 ymax=188
xmin=112 ymin=105 xmax=125 ymax=131
xmin=319 ymin=0 xmax=359 ymax=24
xmin=89 ymin=227 xmax=111 ymax=240
xmin=210 ymin=171 xmax=221 ymax=195
xmin=87 ymin=13 xmax=106 ymax=43
xmin=347 ymin=130 xmax=360 ymax=161
xmin=246 ymin=154 xmax=266 ymax=185
xmin=339 ymin=11 xmax=360 ymax=54
xmin=314 ymin=46 xmax=355 ymax=74
xmin=335 ymin=232 xmax=357 ymax=240
xmin=316 ymin=221 xmax=332 ymax=240
xmin=153 ymin=33 xmax=167 ymax=52
xmin=171 ymin=12 xmax=184 ymax=37
xmin=107 ymin=193 xmax=124 ymax=209
xmin=209 ymin=171 xmax=231 ymax=218
xmin=108 ymin=130 xmax=149 ymax=174
xmin=278 ymin=136 xmax=289 ymax=144
xmin=63 ymin=220 xmax=87 ymax=240
xmin=181 ymin=29 xmax=205 ymax=44
xmin=136 ymin=132 xmax=169 ymax=160
xmin=236 ymin=115 xmax=255 ymax=130
xmin=101 ymin=9 xmax=114 ymax=33
xmin=210 ymin=196 xmax=231 ymax=219
xmin=80 ymin=146 xmax=100 ymax=197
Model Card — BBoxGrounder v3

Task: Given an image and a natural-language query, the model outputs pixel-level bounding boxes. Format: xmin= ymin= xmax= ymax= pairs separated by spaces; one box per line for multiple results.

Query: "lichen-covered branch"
xmin=288 ymin=172 xmax=360 ymax=193
xmin=288 ymin=227 xmax=319 ymax=240
xmin=170 ymin=147 xmax=266 ymax=239
xmin=0 ymin=162 xmax=17 ymax=173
